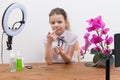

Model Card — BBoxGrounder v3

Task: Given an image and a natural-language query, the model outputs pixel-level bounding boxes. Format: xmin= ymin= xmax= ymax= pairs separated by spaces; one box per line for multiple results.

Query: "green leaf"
xmin=103 ymin=54 xmax=110 ymax=58
xmin=93 ymin=54 xmax=102 ymax=63
xmin=90 ymin=48 xmax=99 ymax=54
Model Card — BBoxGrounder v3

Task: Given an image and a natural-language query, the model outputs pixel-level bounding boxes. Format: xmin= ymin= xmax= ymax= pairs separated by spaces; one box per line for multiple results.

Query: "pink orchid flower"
xmin=105 ymin=36 xmax=113 ymax=45
xmin=104 ymin=49 xmax=111 ymax=54
xmin=86 ymin=16 xmax=105 ymax=32
xmin=101 ymin=28 xmax=110 ymax=35
xmin=84 ymin=33 xmax=90 ymax=39
xmin=90 ymin=34 xmax=103 ymax=44
xmin=80 ymin=48 xmax=84 ymax=55
xmin=94 ymin=46 xmax=102 ymax=53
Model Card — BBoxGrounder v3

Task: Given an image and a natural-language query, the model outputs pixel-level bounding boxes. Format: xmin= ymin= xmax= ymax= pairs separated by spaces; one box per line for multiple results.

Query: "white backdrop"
xmin=0 ymin=0 xmax=120 ymax=63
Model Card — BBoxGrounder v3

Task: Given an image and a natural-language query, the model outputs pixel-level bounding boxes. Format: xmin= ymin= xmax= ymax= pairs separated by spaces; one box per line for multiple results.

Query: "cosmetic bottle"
xmin=9 ymin=50 xmax=16 ymax=72
xmin=16 ymin=51 xmax=23 ymax=71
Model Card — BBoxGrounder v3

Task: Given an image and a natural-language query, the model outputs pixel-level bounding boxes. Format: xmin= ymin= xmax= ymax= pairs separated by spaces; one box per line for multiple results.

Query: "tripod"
xmin=105 ymin=52 xmax=114 ymax=80
xmin=106 ymin=57 xmax=110 ymax=80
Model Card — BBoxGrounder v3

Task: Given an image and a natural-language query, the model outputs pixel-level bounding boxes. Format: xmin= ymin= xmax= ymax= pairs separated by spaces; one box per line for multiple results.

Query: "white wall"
xmin=0 ymin=0 xmax=120 ymax=63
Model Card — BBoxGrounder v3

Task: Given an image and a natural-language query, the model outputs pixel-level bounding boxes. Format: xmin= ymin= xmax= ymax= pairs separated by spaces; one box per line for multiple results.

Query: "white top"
xmin=44 ymin=30 xmax=78 ymax=63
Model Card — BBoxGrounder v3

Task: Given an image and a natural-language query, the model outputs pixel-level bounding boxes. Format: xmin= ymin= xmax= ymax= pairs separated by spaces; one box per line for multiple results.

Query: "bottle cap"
xmin=17 ymin=50 xmax=21 ymax=57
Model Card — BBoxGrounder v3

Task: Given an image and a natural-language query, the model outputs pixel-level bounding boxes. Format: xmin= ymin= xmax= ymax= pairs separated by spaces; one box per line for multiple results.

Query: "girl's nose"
xmin=54 ymin=22 xmax=58 ymax=26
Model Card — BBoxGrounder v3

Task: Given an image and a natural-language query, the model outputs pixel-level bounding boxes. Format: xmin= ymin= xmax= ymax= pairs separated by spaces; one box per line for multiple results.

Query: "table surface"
xmin=0 ymin=62 xmax=120 ymax=80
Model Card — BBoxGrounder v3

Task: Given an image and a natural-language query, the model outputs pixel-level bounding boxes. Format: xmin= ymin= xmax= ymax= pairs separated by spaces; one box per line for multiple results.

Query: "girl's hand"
xmin=54 ymin=46 xmax=65 ymax=55
xmin=58 ymin=47 xmax=65 ymax=56
xmin=54 ymin=46 xmax=60 ymax=55
xmin=47 ymin=29 xmax=57 ymax=43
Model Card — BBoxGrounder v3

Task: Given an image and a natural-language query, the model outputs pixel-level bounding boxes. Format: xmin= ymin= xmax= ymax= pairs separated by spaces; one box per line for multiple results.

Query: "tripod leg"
xmin=106 ymin=58 xmax=110 ymax=80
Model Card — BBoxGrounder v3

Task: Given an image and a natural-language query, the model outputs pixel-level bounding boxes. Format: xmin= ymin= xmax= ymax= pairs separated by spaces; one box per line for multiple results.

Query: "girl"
xmin=44 ymin=7 xmax=78 ymax=64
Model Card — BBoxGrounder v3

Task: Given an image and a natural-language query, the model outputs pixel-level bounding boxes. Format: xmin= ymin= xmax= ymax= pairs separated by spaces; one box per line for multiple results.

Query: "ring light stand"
xmin=105 ymin=53 xmax=114 ymax=80
xmin=1 ymin=3 xmax=27 ymax=63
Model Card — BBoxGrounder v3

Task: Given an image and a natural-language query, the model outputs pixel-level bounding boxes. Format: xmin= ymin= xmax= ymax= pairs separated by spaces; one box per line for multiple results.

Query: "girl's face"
xmin=49 ymin=14 xmax=67 ymax=36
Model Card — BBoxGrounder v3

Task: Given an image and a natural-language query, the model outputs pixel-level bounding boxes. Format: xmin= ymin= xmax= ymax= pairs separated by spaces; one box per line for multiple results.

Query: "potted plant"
xmin=80 ymin=16 xmax=114 ymax=67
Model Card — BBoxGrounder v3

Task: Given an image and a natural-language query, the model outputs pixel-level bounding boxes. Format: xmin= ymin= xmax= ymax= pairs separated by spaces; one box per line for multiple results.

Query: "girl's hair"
xmin=49 ymin=7 xmax=70 ymax=30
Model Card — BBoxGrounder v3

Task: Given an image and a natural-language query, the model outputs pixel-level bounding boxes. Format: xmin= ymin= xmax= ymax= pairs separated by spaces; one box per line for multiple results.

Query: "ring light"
xmin=1 ymin=3 xmax=27 ymax=64
xmin=2 ymin=3 xmax=27 ymax=36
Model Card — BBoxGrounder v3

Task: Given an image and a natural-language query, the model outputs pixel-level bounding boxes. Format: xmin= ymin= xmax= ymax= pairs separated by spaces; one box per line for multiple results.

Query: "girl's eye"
xmin=58 ymin=21 xmax=62 ymax=24
xmin=50 ymin=21 xmax=62 ymax=25
xmin=51 ymin=22 xmax=55 ymax=25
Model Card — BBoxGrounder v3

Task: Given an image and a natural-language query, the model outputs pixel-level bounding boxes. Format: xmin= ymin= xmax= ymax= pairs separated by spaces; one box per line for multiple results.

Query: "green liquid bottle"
xmin=16 ymin=58 xmax=22 ymax=71
xmin=16 ymin=51 xmax=22 ymax=71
